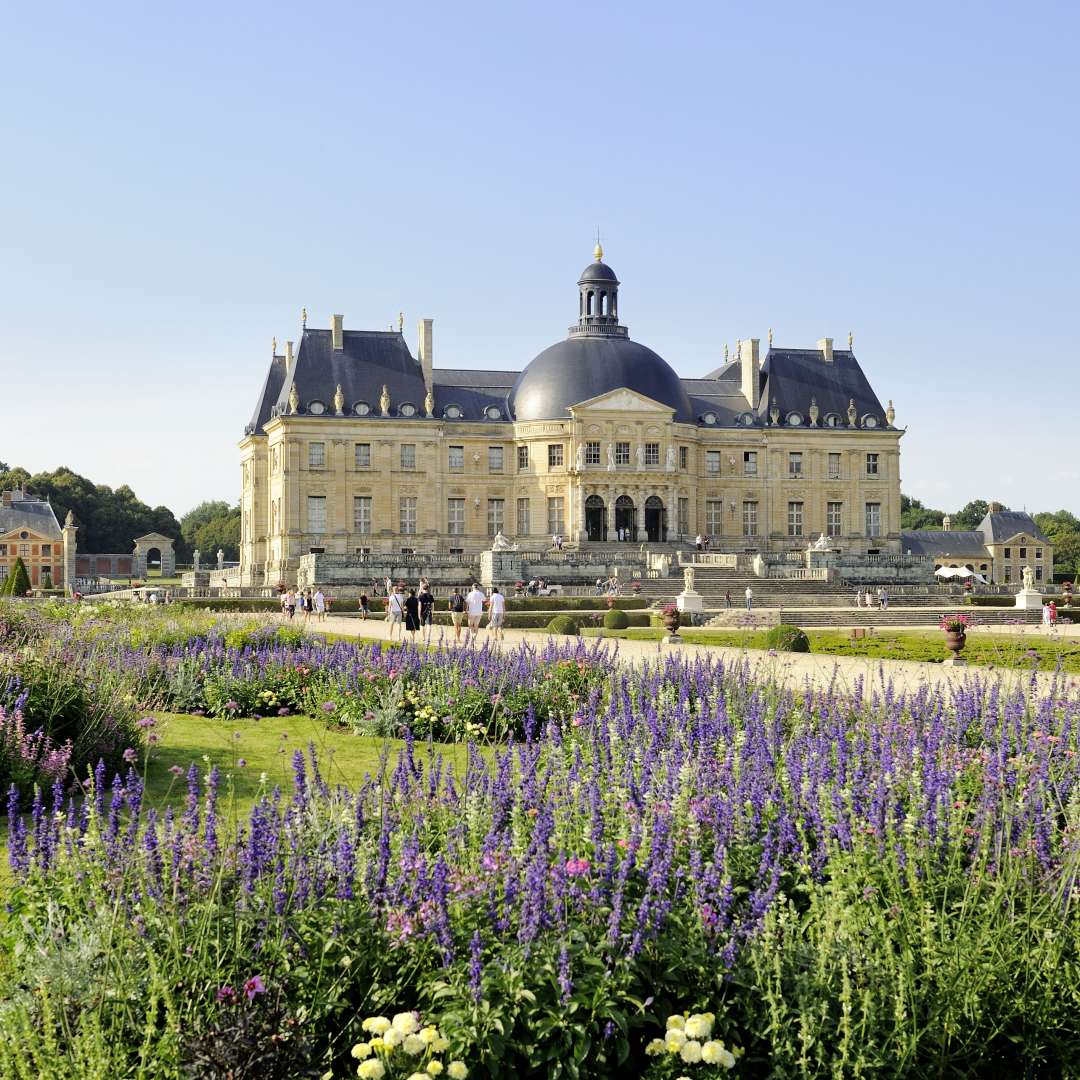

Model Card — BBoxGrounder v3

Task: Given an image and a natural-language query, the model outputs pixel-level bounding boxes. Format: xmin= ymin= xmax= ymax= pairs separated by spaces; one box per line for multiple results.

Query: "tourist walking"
xmin=487 ymin=586 xmax=506 ymax=641
xmin=448 ymin=588 xmax=466 ymax=642
xmin=465 ymin=582 xmax=487 ymax=642
xmin=879 ymin=587 xmax=889 ymax=610
xmin=359 ymin=593 xmax=370 ymax=620
xmin=695 ymin=533 xmax=704 ymax=552
xmin=386 ymin=586 xmax=405 ymax=640
xmin=384 ymin=575 xmax=393 ymax=598
xmin=313 ymin=588 xmax=326 ymax=621
xmin=419 ymin=583 xmax=435 ymax=643
xmin=745 ymin=586 xmax=753 ymax=611
xmin=284 ymin=589 xmax=296 ymax=620
xmin=595 ymin=577 xmax=604 ymax=595
xmin=854 ymin=588 xmax=862 ymax=608
xmin=403 ymin=589 xmax=420 ymax=643
xmin=725 ymin=590 xmax=732 ymax=609
xmin=1050 ymin=600 xmax=1058 ymax=625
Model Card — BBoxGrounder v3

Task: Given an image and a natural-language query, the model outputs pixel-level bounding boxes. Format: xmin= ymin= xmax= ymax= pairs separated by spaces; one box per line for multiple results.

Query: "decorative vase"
xmin=944 ymin=630 xmax=966 ymax=655
xmin=663 ymin=612 xmax=680 ymax=634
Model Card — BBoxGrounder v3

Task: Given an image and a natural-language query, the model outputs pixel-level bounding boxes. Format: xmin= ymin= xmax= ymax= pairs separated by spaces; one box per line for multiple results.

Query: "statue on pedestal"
xmin=491 ymin=531 xmax=517 ymax=552
xmin=379 ymin=384 xmax=391 ymax=416
xmin=607 ymin=443 xmax=616 ymax=472
xmin=635 ymin=444 xmax=645 ymax=469
xmin=575 ymin=443 xmax=585 ymax=471
xmin=193 ymin=549 xmax=200 ymax=571
xmin=683 ymin=565 xmax=695 ymax=593
xmin=424 ymin=389 xmax=435 ymax=418
xmin=811 ymin=533 xmax=829 ymax=552
xmin=1022 ymin=565 xmax=1034 ymax=591
xmin=665 ymin=446 xmax=677 ymax=471
xmin=216 ymin=549 xmax=225 ymax=570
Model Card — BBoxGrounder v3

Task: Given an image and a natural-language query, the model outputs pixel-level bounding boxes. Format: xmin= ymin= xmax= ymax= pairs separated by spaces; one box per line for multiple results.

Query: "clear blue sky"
xmin=2 ymin=1 xmax=1077 ymax=518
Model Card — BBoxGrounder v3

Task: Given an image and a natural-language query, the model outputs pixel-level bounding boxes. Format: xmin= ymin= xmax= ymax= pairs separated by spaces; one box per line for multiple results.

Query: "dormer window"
xmin=862 ymin=414 xmax=878 ymax=429
xmin=787 ymin=412 xmax=804 ymax=426
xmin=399 ymin=403 xmax=417 ymax=417
xmin=308 ymin=401 xmax=326 ymax=415
xmin=823 ymin=413 xmax=841 ymax=428
xmin=701 ymin=412 xmax=717 ymax=425
xmin=738 ymin=413 xmax=754 ymax=426
xmin=485 ymin=405 xmax=503 ymax=420
xmin=444 ymin=404 xmax=463 ymax=419
xmin=354 ymin=401 xmax=371 ymax=416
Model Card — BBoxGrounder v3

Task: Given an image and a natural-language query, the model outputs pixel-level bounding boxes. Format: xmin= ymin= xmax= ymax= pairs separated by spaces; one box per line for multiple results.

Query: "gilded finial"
xmin=593 ymin=241 xmax=603 ymax=262
xmin=768 ymin=328 xmax=773 ymax=347
xmin=333 ymin=384 xmax=345 ymax=416
xmin=398 ymin=311 xmax=404 ymax=332
xmin=848 ymin=330 xmax=853 ymax=350
xmin=271 ymin=336 xmax=277 ymax=355
xmin=724 ymin=343 xmax=729 ymax=363
xmin=301 ymin=307 xmax=307 ymax=328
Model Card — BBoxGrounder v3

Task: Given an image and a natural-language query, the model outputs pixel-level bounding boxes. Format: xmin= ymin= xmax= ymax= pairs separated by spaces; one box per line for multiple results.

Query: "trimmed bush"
xmin=603 ymin=608 xmax=630 ymax=630
xmin=1 ymin=557 xmax=31 ymax=597
xmin=766 ymin=624 xmax=810 ymax=653
xmin=545 ymin=615 xmax=580 ymax=636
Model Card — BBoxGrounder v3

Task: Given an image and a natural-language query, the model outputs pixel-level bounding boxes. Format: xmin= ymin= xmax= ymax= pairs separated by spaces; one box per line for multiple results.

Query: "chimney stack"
xmin=331 ymin=314 xmax=344 ymax=351
xmin=418 ymin=318 xmax=434 ymax=397
xmin=739 ymin=338 xmax=760 ymax=410
xmin=988 ymin=501 xmax=1004 ymax=513
xmin=2 ymin=490 xmax=11 ymax=508
xmin=817 ymin=337 xmax=834 ymax=363
xmin=284 ymin=340 xmax=294 ymax=371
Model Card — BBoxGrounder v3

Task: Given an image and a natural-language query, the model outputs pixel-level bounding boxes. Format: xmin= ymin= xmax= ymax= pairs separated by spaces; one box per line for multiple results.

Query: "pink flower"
xmin=169 ymin=765 xmax=184 ymax=777
xmin=136 ymin=716 xmax=157 ymax=730
xmin=565 ymin=856 xmax=590 ymax=877
xmin=243 ymin=975 xmax=266 ymax=1000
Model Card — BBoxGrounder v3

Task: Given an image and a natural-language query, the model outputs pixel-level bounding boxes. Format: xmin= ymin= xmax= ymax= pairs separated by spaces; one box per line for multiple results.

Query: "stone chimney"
xmin=1 ymin=490 xmax=11 ymax=508
xmin=817 ymin=337 xmax=834 ymax=363
xmin=331 ymin=314 xmax=344 ymax=351
xmin=988 ymin=500 xmax=1004 ymax=513
xmin=739 ymin=338 xmax=760 ymax=410
xmin=284 ymin=340 xmax=294 ymax=372
xmin=418 ymin=318 xmax=434 ymax=396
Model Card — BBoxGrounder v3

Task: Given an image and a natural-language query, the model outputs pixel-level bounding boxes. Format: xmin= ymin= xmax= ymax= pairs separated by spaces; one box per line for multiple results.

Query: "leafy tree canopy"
xmin=952 ymin=499 xmax=993 ymax=531
xmin=182 ymin=502 xmax=241 ymax=562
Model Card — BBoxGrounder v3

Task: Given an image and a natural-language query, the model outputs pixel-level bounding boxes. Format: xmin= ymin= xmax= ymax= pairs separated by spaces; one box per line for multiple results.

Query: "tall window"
xmin=548 ymin=444 xmax=564 ymax=468
xmin=866 ymin=453 xmax=880 ymax=477
xmin=354 ymin=443 xmax=371 ymax=469
xmin=399 ymin=497 xmax=417 ymax=535
xmin=41 ymin=544 xmax=51 ymax=556
xmin=743 ymin=451 xmax=757 ymax=476
xmin=0 ymin=566 xmax=7 ymax=581
xmin=828 ymin=452 xmax=841 ymax=479
xmin=448 ymin=445 xmax=464 ymax=471
xmin=1036 ymin=548 xmax=1043 ymax=560
xmin=447 ymin=498 xmax=465 ymax=535
xmin=353 ymin=496 xmax=372 ymax=534
xmin=827 ymin=501 xmax=843 ymax=536
xmin=547 ymin=497 xmax=565 ymax=535
xmin=1003 ymin=565 xmax=1012 ymax=583
xmin=488 ymin=446 xmax=504 ymax=472
xmin=865 ymin=501 xmax=881 ymax=537
xmin=742 ymin=501 xmax=758 ymax=537
xmin=644 ymin=442 xmax=660 ymax=466
xmin=705 ymin=500 xmax=723 ymax=537
xmin=705 ymin=451 xmax=721 ymax=475
xmin=679 ymin=446 xmax=688 ymax=470
xmin=517 ymin=498 xmax=530 ymax=536
xmin=677 ymin=497 xmax=689 ymax=536
xmin=400 ymin=444 xmax=416 ymax=470
xmin=615 ymin=442 xmax=630 ymax=466
xmin=1019 ymin=546 xmax=1027 ymax=559
xmin=487 ymin=498 xmax=504 ymax=537
xmin=788 ymin=500 xmax=804 ymax=537
xmin=307 ymin=496 xmax=326 ymax=533
xmin=517 ymin=445 xmax=529 ymax=470
xmin=788 ymin=452 xmax=803 ymax=478
xmin=308 ymin=442 xmax=326 ymax=468
xmin=585 ymin=441 xmax=601 ymax=466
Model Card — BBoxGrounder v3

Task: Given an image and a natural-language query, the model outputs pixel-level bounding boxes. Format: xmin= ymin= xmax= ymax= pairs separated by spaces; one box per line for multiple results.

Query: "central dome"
xmin=508 ymin=248 xmax=694 ymax=422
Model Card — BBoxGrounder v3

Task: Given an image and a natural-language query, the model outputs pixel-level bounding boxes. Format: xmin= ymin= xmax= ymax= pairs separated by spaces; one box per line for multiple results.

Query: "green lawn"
xmin=141 ymin=712 xmax=470 ymax=818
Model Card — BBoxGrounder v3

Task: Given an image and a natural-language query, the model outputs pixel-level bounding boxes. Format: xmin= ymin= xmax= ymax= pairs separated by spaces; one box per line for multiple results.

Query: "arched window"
xmin=599 ymin=291 xmax=607 ymax=315
xmin=587 ymin=290 xmax=594 ymax=316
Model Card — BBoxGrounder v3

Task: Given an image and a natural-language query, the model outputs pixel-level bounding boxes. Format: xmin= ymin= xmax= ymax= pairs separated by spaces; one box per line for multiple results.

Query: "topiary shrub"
xmin=1 ymin=557 xmax=31 ymax=597
xmin=546 ymin=615 xmax=579 ymax=636
xmin=603 ymin=608 xmax=630 ymax=630
xmin=765 ymin=624 xmax=810 ymax=652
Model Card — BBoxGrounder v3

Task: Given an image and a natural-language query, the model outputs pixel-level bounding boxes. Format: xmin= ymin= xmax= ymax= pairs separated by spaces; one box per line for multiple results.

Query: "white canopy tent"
xmin=934 ymin=565 xmax=988 ymax=583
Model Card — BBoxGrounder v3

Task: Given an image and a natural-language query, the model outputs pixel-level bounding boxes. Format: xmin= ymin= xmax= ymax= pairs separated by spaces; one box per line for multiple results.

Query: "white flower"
xmin=362 ymin=1016 xmax=391 ymax=1035
xmin=357 ymin=1061 xmax=386 ymax=1080
xmin=351 ymin=1042 xmax=373 ymax=1060
xmin=382 ymin=1027 xmax=402 ymax=1048
xmin=666 ymin=1013 xmax=686 ymax=1030
xmin=701 ymin=1040 xmax=724 ymax=1065
xmin=426 ymin=1063 xmax=444 ymax=1077
xmin=447 ymin=1063 xmax=468 ymax=1080
xmin=680 ymin=1039 xmax=702 ymax=1063
xmin=431 ymin=1036 xmax=450 ymax=1053
xmin=420 ymin=1026 xmax=439 ymax=1045
xmin=403 ymin=1033 xmax=426 ymax=1056
xmin=406 ymin=1073 xmax=429 ymax=1080
xmin=665 ymin=1028 xmax=687 ymax=1052
xmin=719 ymin=1047 xmax=737 ymax=1069
xmin=645 ymin=1038 xmax=666 ymax=1056
xmin=684 ymin=1014 xmax=712 ymax=1040
xmin=392 ymin=1011 xmax=420 ymax=1035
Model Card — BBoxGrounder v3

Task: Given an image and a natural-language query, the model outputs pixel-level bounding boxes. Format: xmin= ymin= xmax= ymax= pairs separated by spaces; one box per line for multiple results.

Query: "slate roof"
xmin=246 ymin=353 xmax=287 ymax=435
xmin=977 ymin=510 xmax=1049 ymax=545
xmin=901 ymin=530 xmax=989 ymax=558
xmin=0 ymin=493 xmax=62 ymax=539
xmin=759 ymin=349 xmax=887 ymax=426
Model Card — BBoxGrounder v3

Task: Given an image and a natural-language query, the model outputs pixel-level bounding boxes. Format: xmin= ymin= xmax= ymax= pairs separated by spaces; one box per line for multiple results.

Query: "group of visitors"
xmin=524 ymin=578 xmax=551 ymax=596
xmin=614 ymin=527 xmax=634 ymax=541
xmin=380 ymin=577 xmax=507 ymax=644
xmin=694 ymin=534 xmax=713 ymax=552
xmin=1042 ymin=600 xmax=1058 ymax=626
xmin=551 ymin=533 xmax=564 ymax=551
xmin=595 ymin=576 xmax=621 ymax=596
xmin=854 ymin=587 xmax=889 ymax=609
xmin=280 ymin=588 xmax=328 ymax=621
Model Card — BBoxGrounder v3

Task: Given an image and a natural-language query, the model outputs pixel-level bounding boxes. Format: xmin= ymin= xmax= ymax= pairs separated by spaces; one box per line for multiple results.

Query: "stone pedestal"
xmin=675 ymin=589 xmax=704 ymax=615
xmin=480 ymin=550 xmax=522 ymax=589
xmin=1014 ymin=588 xmax=1043 ymax=610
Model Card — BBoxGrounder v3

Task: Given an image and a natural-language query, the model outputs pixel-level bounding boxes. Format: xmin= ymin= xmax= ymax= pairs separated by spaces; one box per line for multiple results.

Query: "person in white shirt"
xmin=386 ymin=586 xmax=405 ymax=640
xmin=487 ymin=587 xmax=506 ymax=641
xmin=465 ymin=583 xmax=487 ymax=641
xmin=745 ymin=586 xmax=753 ymax=611
xmin=313 ymin=589 xmax=326 ymax=621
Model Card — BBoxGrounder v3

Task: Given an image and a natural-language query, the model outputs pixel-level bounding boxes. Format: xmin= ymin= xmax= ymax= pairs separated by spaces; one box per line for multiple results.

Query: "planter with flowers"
xmin=939 ymin=614 xmax=972 ymax=661
xmin=1063 ymin=581 xmax=1074 ymax=607
xmin=514 ymin=580 xmax=525 ymax=597
xmin=631 ymin=580 xmax=642 ymax=595
xmin=661 ymin=603 xmax=680 ymax=635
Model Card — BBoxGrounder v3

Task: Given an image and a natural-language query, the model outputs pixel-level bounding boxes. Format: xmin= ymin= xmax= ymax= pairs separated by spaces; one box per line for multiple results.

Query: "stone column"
xmin=62 ymin=513 xmax=78 ymax=594
xmin=607 ymin=486 xmax=616 ymax=540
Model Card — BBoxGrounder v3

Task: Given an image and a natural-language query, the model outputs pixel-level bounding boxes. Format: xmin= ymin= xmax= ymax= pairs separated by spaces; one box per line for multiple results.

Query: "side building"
xmin=0 ymin=488 xmax=76 ymax=591
xmin=238 ymin=248 xmax=904 ymax=586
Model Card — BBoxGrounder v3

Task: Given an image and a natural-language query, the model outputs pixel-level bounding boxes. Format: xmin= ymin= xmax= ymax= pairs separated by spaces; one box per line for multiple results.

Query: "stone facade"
xmin=239 ymin=249 xmax=903 ymax=587
xmin=0 ymin=488 xmax=69 ymax=590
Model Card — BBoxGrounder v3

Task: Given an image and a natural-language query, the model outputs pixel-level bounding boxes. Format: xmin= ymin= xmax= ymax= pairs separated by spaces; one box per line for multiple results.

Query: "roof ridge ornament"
xmin=594 ymin=227 xmax=603 ymax=262
xmin=886 ymin=399 xmax=895 ymax=426
xmin=848 ymin=330 xmax=854 ymax=350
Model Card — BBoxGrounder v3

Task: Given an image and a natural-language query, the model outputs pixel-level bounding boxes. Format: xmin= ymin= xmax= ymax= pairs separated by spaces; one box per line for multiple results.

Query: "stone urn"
xmin=944 ymin=630 xmax=966 ymax=656
xmin=662 ymin=608 xmax=681 ymax=634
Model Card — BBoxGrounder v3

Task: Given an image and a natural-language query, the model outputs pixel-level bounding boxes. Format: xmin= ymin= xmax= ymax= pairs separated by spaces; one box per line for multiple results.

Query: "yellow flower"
xmin=405 ymin=1074 xmax=429 ymax=1080
xmin=392 ymin=1012 xmax=420 ymax=1035
xmin=680 ymin=1039 xmax=703 ymax=1063
xmin=431 ymin=1037 xmax=450 ymax=1053
xmin=420 ymin=1026 xmax=439 ymax=1045
xmin=645 ymin=1038 xmax=666 ymax=1056
xmin=363 ymin=1017 xmax=392 ymax=1035
xmin=701 ymin=1041 xmax=724 ymax=1065
xmin=356 ymin=1061 xmax=386 ymax=1080
xmin=666 ymin=1014 xmax=685 ymax=1030
xmin=351 ymin=1043 xmax=373 ymax=1060
xmin=426 ymin=1064 xmax=444 ymax=1077
xmin=447 ymin=1064 xmax=468 ymax=1080
xmin=403 ymin=1034 xmax=426 ymax=1056
xmin=382 ymin=1027 xmax=402 ymax=1048
xmin=665 ymin=1030 xmax=687 ymax=1053
xmin=684 ymin=1014 xmax=712 ymax=1040
xmin=719 ymin=1047 xmax=737 ymax=1069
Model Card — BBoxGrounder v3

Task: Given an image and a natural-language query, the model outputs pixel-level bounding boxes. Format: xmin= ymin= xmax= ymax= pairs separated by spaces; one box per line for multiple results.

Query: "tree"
xmin=901 ymin=494 xmax=945 ymax=531
xmin=952 ymin=499 xmax=993 ymax=531
xmin=1 ymin=557 xmax=32 ymax=597
xmin=192 ymin=508 xmax=241 ymax=562
xmin=1035 ymin=511 xmax=1080 ymax=579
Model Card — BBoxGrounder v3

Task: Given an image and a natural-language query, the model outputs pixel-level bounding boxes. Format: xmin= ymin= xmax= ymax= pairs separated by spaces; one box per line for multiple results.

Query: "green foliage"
xmin=764 ymin=624 xmax=810 ymax=652
xmin=603 ymin=608 xmax=630 ymax=630
xmin=900 ymin=494 xmax=945 ymax=531
xmin=1034 ymin=510 xmax=1080 ymax=579
xmin=1 ymin=557 xmax=31 ymax=596
xmin=952 ymin=498 xmax=993 ymax=530
xmin=180 ymin=500 xmax=241 ymax=562
xmin=546 ymin=615 xmax=580 ymax=636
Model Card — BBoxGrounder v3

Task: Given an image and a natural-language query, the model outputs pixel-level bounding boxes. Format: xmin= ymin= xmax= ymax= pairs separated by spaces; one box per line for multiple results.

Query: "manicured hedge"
xmin=546 ymin=615 xmax=580 ymax=635
xmin=966 ymin=594 xmax=1074 ymax=608
xmin=603 ymin=609 xmax=630 ymax=630
xmin=766 ymin=624 xmax=811 ymax=652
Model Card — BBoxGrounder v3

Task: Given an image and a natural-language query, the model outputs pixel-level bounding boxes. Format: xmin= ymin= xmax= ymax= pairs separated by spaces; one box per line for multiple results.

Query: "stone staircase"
xmin=709 ymin=607 xmax=1048 ymax=629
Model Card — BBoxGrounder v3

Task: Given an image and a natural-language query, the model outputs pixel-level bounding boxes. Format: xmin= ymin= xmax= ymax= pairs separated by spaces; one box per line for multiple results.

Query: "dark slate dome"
xmin=578 ymin=242 xmax=619 ymax=283
xmin=508 ymin=335 xmax=694 ymax=421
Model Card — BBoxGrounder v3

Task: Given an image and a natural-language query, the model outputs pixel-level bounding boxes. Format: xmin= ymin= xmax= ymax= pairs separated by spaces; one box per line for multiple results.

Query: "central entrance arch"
xmin=585 ymin=495 xmax=607 ymax=541
xmin=615 ymin=495 xmax=636 ymax=540
xmin=644 ymin=496 xmax=667 ymax=542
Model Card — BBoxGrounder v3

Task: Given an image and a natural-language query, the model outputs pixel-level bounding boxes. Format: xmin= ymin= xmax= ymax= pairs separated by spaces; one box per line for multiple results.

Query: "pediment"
xmin=568 ymin=388 xmax=674 ymax=415
xmin=133 ymin=532 xmax=175 ymax=545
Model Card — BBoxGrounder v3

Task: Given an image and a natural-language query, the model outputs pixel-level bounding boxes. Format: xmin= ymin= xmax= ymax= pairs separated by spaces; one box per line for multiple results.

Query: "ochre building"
xmin=239 ymin=247 xmax=903 ymax=586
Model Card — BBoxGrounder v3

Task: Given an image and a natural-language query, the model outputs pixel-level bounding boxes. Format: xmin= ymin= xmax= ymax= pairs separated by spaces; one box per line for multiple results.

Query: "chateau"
xmin=239 ymin=247 xmax=903 ymax=587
